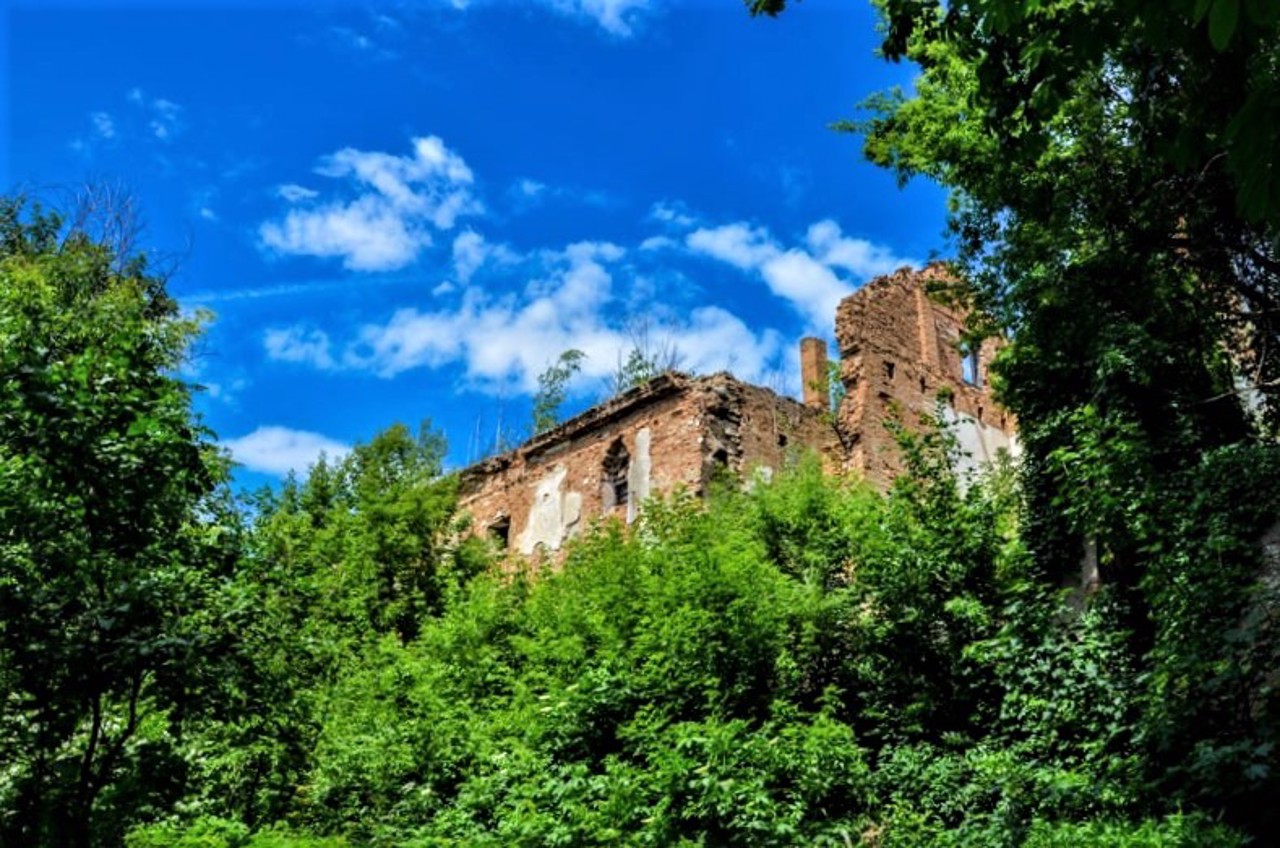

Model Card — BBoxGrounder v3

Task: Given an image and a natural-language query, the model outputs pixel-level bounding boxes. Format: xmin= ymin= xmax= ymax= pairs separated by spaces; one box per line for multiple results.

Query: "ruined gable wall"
xmin=694 ymin=374 xmax=839 ymax=484
xmin=835 ymin=266 xmax=1016 ymax=490
xmin=457 ymin=373 xmax=837 ymax=558
xmin=458 ymin=378 xmax=706 ymax=556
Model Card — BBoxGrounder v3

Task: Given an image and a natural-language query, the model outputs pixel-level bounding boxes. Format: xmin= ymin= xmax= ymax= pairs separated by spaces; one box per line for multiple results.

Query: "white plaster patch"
xmin=518 ymin=464 xmax=572 ymax=554
xmin=564 ymin=491 xmax=583 ymax=536
xmin=626 ymin=426 xmax=652 ymax=524
xmin=941 ymin=407 xmax=1020 ymax=484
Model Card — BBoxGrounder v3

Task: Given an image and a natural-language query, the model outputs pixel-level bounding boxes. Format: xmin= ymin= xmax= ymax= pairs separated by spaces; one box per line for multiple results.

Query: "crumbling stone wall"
xmin=834 ymin=265 xmax=1017 ymax=490
xmin=458 ymin=373 xmax=834 ymax=556
xmin=459 ymin=264 xmax=1017 ymax=558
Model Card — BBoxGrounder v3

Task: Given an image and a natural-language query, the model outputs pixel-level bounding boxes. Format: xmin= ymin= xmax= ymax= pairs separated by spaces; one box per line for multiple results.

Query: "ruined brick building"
xmin=835 ymin=263 xmax=1018 ymax=490
xmin=458 ymin=265 xmax=1019 ymax=554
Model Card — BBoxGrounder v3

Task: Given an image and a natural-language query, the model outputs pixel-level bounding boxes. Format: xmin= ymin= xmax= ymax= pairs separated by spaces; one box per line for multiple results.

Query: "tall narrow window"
xmin=601 ymin=438 xmax=630 ymax=511
xmin=960 ymin=344 xmax=982 ymax=387
xmin=488 ymin=515 xmax=511 ymax=549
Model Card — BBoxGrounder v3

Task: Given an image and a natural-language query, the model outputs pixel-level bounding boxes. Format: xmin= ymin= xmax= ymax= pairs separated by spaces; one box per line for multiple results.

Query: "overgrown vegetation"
xmin=1 ymin=204 xmax=1270 ymax=842
xmin=532 ymin=349 xmax=586 ymax=435
xmin=4 ymin=1 xmax=1280 ymax=844
xmin=116 ymin=428 xmax=1274 ymax=847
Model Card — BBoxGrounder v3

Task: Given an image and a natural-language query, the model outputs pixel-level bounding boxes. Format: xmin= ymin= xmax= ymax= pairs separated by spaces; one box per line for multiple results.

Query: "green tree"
xmin=531 ymin=349 xmax=585 ymax=435
xmin=0 ymin=198 xmax=230 ymax=846
xmin=608 ymin=318 xmax=683 ymax=396
xmin=164 ymin=420 xmax=480 ymax=831
xmin=748 ymin=0 xmax=1280 ymax=836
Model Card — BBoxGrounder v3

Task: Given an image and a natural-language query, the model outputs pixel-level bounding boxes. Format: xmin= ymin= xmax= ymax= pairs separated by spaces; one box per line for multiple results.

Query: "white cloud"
xmin=199 ymin=207 xmax=218 ymax=221
xmin=264 ymin=325 xmax=336 ymax=370
xmin=546 ymin=0 xmax=654 ymax=36
xmin=346 ymin=241 xmax=622 ymax=386
xmin=149 ymin=98 xmax=182 ymax=141
xmin=446 ymin=0 xmax=656 ymax=36
xmin=507 ymin=177 xmax=613 ymax=212
xmin=260 ymin=136 xmax=481 ymax=271
xmin=757 ymin=250 xmax=852 ymax=335
xmin=514 ymin=178 xmax=546 ymax=198
xmin=452 ymin=230 xmax=518 ymax=283
xmin=805 ymin=219 xmax=913 ymax=279
xmin=331 ymin=25 xmax=373 ymax=50
xmin=649 ymin=200 xmax=697 ymax=228
xmin=202 ymin=377 xmax=248 ymax=404
xmin=640 ymin=235 xmax=676 ymax=251
xmin=686 ymin=222 xmax=777 ymax=270
xmin=677 ymin=307 xmax=783 ymax=379
xmin=90 ymin=112 xmax=115 ymax=139
xmin=452 ymin=232 xmax=487 ymax=283
xmin=153 ymin=98 xmax=181 ymax=117
xmin=686 ymin=219 xmax=916 ymax=330
xmin=269 ymin=238 xmax=783 ymax=393
xmin=224 ymin=426 xmax=350 ymax=477
xmin=277 ymin=183 xmax=319 ymax=202
xmin=261 ymin=195 xmax=427 ymax=271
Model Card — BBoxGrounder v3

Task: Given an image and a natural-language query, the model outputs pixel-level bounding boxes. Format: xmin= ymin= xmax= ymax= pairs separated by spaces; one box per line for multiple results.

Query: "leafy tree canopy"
xmin=0 ymin=197 xmax=230 ymax=847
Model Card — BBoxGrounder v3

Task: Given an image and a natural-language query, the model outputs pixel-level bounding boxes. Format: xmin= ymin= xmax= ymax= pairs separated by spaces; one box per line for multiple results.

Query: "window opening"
xmin=601 ymin=438 xmax=630 ymax=510
xmin=488 ymin=515 xmax=511 ymax=549
xmin=960 ymin=345 xmax=982 ymax=386
xmin=883 ymin=361 xmax=896 ymax=381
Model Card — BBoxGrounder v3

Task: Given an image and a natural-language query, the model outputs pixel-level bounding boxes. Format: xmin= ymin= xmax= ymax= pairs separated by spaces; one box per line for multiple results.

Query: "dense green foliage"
xmin=0 ymin=198 xmax=1272 ymax=843
xmin=123 ymin=439 xmax=1265 ymax=846
xmin=6 ymin=1 xmax=1280 ymax=841
xmin=0 ymin=200 xmax=230 ymax=846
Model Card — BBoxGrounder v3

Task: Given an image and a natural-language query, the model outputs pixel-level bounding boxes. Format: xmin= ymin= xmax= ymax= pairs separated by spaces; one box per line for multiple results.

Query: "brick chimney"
xmin=800 ymin=337 xmax=829 ymax=411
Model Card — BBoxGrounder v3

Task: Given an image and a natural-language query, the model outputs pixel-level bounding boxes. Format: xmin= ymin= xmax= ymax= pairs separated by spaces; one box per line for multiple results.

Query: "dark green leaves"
xmin=0 ymin=197 xmax=227 ymax=847
xmin=1208 ymin=0 xmax=1239 ymax=50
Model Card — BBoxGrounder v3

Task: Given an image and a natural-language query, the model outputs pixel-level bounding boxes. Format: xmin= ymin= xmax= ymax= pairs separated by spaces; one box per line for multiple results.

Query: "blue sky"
xmin=6 ymin=0 xmax=948 ymax=487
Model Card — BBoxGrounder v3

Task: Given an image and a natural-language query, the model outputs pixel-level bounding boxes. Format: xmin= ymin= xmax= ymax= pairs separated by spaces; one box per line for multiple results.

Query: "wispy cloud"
xmin=804 ymin=220 xmax=913 ymax=278
xmin=182 ymin=274 xmax=423 ymax=305
xmin=513 ymin=178 xmax=546 ymax=199
xmin=263 ymin=238 xmax=783 ymax=393
xmin=540 ymin=0 xmax=657 ymax=36
xmin=506 ymin=177 xmax=616 ymax=213
xmin=259 ymin=136 xmax=482 ymax=271
xmin=223 ymin=426 xmax=350 ymax=477
xmin=277 ymin=183 xmax=319 ymax=203
xmin=264 ymin=326 xmax=336 ymax=370
xmin=649 ymin=199 xmax=698 ymax=228
xmin=435 ymin=0 xmax=658 ymax=36
xmin=452 ymin=230 xmax=518 ymax=283
xmin=686 ymin=219 xmax=917 ymax=331
xmin=90 ymin=112 xmax=115 ymax=139
xmin=149 ymin=98 xmax=183 ymax=141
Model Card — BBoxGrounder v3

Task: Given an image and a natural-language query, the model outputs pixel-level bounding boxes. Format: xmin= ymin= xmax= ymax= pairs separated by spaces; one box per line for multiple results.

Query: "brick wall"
xmin=458 ymin=373 xmax=835 ymax=556
xmin=457 ymin=264 xmax=1016 ymax=558
xmin=834 ymin=264 xmax=1016 ymax=490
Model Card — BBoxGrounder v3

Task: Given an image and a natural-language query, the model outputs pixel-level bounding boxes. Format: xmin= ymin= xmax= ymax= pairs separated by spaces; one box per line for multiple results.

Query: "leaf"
xmin=1208 ymin=0 xmax=1239 ymax=50
xmin=1244 ymin=0 xmax=1278 ymax=24
xmin=1193 ymin=0 xmax=1215 ymax=22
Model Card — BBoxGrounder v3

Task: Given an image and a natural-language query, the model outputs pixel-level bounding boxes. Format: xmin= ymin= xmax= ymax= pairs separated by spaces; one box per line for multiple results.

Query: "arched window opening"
xmin=601 ymin=438 xmax=630 ymax=511
xmin=488 ymin=515 xmax=511 ymax=549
